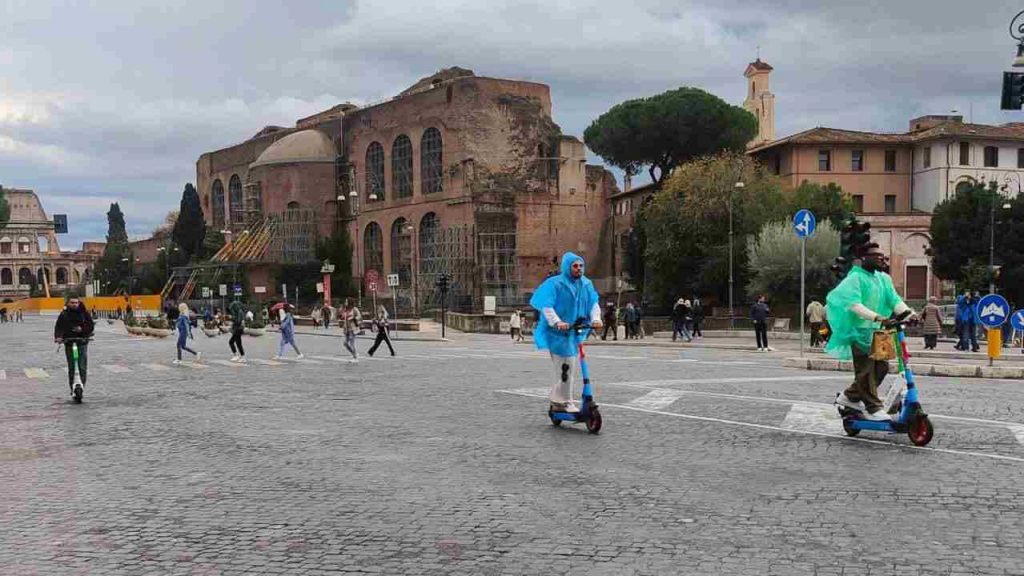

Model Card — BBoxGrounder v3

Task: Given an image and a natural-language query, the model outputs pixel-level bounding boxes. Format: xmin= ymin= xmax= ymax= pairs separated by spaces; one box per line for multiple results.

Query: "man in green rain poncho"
xmin=827 ymin=245 xmax=916 ymax=421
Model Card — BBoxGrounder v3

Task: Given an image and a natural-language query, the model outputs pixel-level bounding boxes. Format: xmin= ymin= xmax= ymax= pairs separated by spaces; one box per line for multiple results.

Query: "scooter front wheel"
xmin=73 ymin=384 xmax=83 ymax=404
xmin=586 ymin=409 xmax=602 ymax=434
xmin=841 ymin=419 xmax=860 ymax=437
xmin=548 ymin=409 xmax=561 ymax=427
xmin=908 ymin=415 xmax=933 ymax=446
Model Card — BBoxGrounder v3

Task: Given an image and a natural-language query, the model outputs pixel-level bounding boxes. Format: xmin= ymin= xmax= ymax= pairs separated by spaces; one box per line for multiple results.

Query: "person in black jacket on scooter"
xmin=54 ymin=296 xmax=95 ymax=395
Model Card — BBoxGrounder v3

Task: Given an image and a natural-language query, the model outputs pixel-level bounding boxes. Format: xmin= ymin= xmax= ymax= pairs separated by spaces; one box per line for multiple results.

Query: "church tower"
xmin=743 ymin=58 xmax=775 ymax=146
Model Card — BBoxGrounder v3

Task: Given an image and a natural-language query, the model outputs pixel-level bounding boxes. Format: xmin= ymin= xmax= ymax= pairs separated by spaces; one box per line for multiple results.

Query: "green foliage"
xmin=202 ymin=229 xmax=226 ymax=259
xmin=584 ymin=87 xmax=757 ymax=185
xmin=0 ymin=185 xmax=10 ymax=227
xmin=173 ymin=183 xmax=206 ymax=261
xmin=273 ymin=262 xmax=322 ymax=306
xmin=315 ymin=227 xmax=355 ymax=297
xmin=746 ymin=221 xmax=841 ymax=305
xmin=787 ymin=181 xmax=853 ymax=230
xmin=929 ymin=180 xmax=1024 ymax=303
xmin=95 ymin=203 xmax=131 ymax=294
xmin=641 ymin=151 xmax=786 ymax=307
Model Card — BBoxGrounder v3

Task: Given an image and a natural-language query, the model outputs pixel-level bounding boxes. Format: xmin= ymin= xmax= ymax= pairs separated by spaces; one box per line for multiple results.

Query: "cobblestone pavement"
xmin=3 ymin=317 xmax=1024 ymax=575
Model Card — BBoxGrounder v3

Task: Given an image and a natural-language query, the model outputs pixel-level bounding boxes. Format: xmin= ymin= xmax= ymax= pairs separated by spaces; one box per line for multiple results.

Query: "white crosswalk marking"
xmin=209 ymin=359 xmax=245 ymax=368
xmin=0 ymin=369 xmax=5 ymax=380
xmin=781 ymin=403 xmax=843 ymax=435
xmin=309 ymin=355 xmax=353 ymax=363
xmin=141 ymin=363 xmax=169 ymax=372
xmin=249 ymin=358 xmax=283 ymax=366
xmin=1008 ymin=425 xmax=1024 ymax=446
xmin=100 ymin=364 xmax=132 ymax=373
xmin=625 ymin=389 xmax=688 ymax=410
xmin=183 ymin=362 xmax=208 ymax=369
xmin=24 ymin=368 xmax=49 ymax=379
xmin=290 ymin=358 xmax=323 ymax=364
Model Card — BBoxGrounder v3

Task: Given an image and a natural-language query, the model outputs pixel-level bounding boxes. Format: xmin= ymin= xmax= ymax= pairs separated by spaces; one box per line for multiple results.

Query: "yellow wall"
xmin=3 ymin=295 xmax=162 ymax=315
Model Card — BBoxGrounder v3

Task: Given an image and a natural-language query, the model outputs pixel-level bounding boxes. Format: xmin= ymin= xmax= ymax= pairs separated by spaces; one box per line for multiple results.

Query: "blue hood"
xmin=529 ymin=251 xmax=598 ymax=357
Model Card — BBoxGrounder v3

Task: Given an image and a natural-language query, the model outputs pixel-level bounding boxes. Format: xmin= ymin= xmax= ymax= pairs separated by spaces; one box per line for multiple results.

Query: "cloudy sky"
xmin=1 ymin=0 xmax=1022 ymax=247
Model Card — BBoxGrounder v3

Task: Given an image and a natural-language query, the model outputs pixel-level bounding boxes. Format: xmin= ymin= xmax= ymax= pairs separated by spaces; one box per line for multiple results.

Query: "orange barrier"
xmin=2 ymin=295 xmax=162 ymax=316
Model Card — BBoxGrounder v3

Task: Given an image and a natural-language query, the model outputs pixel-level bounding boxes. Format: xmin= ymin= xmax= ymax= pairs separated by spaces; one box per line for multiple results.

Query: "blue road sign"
xmin=793 ymin=209 xmax=816 ymax=238
xmin=233 ymin=283 xmax=242 ymax=296
xmin=976 ymin=294 xmax=1010 ymax=328
xmin=1011 ymin=309 xmax=1024 ymax=331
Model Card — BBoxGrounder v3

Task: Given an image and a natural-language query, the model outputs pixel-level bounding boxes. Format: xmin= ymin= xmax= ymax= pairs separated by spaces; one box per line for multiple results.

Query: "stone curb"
xmin=783 ymin=357 xmax=1024 ymax=379
xmin=581 ymin=340 xmax=759 ymax=351
xmin=270 ymin=327 xmax=452 ymax=343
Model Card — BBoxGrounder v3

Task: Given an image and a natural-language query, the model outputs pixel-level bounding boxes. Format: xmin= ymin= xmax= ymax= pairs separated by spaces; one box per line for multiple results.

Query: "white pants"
xmin=549 ymin=353 xmax=576 ymax=403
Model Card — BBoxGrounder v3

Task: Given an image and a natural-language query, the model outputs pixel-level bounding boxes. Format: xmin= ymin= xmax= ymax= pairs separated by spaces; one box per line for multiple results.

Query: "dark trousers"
xmin=177 ymin=336 xmax=197 ymax=360
xmin=64 ymin=342 xmax=88 ymax=389
xmin=846 ymin=345 xmax=889 ymax=412
xmin=754 ymin=321 xmax=769 ymax=349
xmin=957 ymin=322 xmax=978 ymax=351
xmin=923 ymin=334 xmax=938 ymax=349
xmin=229 ymin=327 xmax=245 ymax=356
xmin=809 ymin=322 xmax=822 ymax=347
xmin=602 ymin=323 xmax=617 ymax=340
xmin=692 ymin=319 xmax=702 ymax=337
xmin=368 ymin=330 xmax=395 ymax=356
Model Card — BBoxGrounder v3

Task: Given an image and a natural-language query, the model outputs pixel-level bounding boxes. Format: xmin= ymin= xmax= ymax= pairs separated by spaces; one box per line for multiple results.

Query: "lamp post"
xmin=991 ymin=181 xmax=1014 ymax=293
xmin=730 ymin=181 xmax=744 ymax=329
xmin=157 ymin=245 xmax=179 ymax=284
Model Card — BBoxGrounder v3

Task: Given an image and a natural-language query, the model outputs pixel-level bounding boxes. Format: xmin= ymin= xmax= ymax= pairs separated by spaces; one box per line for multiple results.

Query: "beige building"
xmin=743 ymin=59 xmax=775 ymax=147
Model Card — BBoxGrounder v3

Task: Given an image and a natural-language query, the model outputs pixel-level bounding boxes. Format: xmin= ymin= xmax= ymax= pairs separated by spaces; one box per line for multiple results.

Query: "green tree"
xmin=786 ymin=181 xmax=853 ymax=230
xmin=315 ymin=227 xmax=355 ymax=298
xmin=0 ymin=185 xmax=10 ymax=227
xmin=173 ymin=183 xmax=206 ymax=261
xmin=929 ymin=180 xmax=1024 ymax=303
xmin=584 ymin=87 xmax=757 ymax=185
xmin=641 ymin=151 xmax=786 ymax=307
xmin=746 ymin=221 xmax=841 ymax=307
xmin=95 ymin=203 xmax=131 ymax=294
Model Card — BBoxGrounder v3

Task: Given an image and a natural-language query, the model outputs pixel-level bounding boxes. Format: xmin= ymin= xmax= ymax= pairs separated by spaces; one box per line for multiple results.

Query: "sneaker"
xmin=172 ymin=359 xmax=181 ymax=365
xmin=297 ymin=354 xmax=305 ymax=359
xmin=237 ymin=356 xmax=247 ymax=364
xmin=835 ymin=393 xmax=865 ymax=412
xmin=766 ymin=346 xmax=775 ymax=352
xmin=757 ymin=347 xmax=763 ymax=352
xmin=272 ymin=355 xmax=282 ymax=360
xmin=230 ymin=355 xmax=240 ymax=362
xmin=549 ymin=402 xmax=567 ymax=412
xmin=864 ymin=409 xmax=891 ymax=421
xmin=350 ymin=358 xmax=359 ymax=364
xmin=195 ymin=352 xmax=202 ymax=364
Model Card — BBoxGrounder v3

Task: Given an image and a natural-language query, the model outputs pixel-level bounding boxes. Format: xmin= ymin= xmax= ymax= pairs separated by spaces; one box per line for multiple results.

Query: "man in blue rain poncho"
xmin=826 ymin=245 xmax=915 ymax=421
xmin=530 ymin=252 xmax=603 ymax=412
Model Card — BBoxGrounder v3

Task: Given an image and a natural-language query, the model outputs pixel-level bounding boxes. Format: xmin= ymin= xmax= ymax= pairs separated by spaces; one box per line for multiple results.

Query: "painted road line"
xmin=606 ymin=376 xmax=849 ymax=387
xmin=781 ymin=403 xmax=843 ymax=435
xmin=24 ymin=368 xmax=50 ymax=379
xmin=183 ymin=362 xmax=208 ymax=369
xmin=498 ymin=389 xmax=1024 ymax=465
xmin=0 ymin=369 xmax=5 ymax=380
xmin=625 ymin=389 xmax=689 ymax=410
xmin=309 ymin=355 xmax=352 ymax=363
xmin=209 ymin=359 xmax=245 ymax=368
xmin=141 ymin=363 xmax=169 ymax=372
xmin=1009 ymin=425 xmax=1024 ymax=446
xmin=100 ymin=364 xmax=132 ymax=374
xmin=249 ymin=359 xmax=284 ymax=366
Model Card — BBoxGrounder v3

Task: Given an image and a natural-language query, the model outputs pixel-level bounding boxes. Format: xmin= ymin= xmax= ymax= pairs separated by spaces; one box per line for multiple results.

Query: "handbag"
xmin=869 ymin=329 xmax=897 ymax=361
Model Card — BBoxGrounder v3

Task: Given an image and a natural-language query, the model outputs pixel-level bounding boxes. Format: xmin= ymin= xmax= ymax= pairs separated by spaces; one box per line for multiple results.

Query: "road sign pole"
xmin=800 ymin=237 xmax=806 ymax=359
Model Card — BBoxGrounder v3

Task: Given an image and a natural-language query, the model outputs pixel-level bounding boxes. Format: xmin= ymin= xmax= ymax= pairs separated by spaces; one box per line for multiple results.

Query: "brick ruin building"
xmin=192 ymin=67 xmax=619 ymax=310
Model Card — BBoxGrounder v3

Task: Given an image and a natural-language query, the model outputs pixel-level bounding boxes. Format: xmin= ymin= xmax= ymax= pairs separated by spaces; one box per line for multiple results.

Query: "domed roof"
xmin=250 ymin=129 xmax=336 ymax=168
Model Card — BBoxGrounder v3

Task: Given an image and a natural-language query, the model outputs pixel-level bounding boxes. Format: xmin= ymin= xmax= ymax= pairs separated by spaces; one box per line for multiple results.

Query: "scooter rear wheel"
xmin=585 ymin=409 xmax=602 ymax=434
xmin=548 ymin=409 xmax=561 ymax=427
xmin=841 ymin=419 xmax=860 ymax=437
xmin=908 ymin=415 xmax=933 ymax=446
xmin=73 ymin=385 xmax=83 ymax=404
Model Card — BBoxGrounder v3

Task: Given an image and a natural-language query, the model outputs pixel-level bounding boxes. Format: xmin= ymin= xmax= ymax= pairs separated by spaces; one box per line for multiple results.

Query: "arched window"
xmin=390 ymin=218 xmax=412 ymax=284
xmin=55 ymin=267 xmax=68 ymax=285
xmin=421 ymin=128 xmax=443 ymax=194
xmin=418 ymin=212 xmax=440 ymax=262
xmin=286 ymin=201 xmax=301 ymax=212
xmin=365 ymin=142 xmax=384 ymax=202
xmin=212 ymin=180 xmax=225 ymax=229
xmin=364 ymin=222 xmax=383 ymax=276
xmin=0 ymin=268 xmax=12 ymax=285
xmin=17 ymin=236 xmax=32 ymax=254
xmin=229 ymin=174 xmax=243 ymax=224
xmin=0 ymin=237 xmax=10 ymax=255
xmin=36 ymin=268 xmax=49 ymax=284
xmin=391 ymin=135 xmax=413 ymax=199
xmin=18 ymin=268 xmax=32 ymax=286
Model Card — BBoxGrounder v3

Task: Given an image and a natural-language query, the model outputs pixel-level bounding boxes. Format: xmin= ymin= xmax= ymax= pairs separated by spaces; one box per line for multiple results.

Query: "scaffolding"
xmin=414 ymin=224 xmax=519 ymax=312
xmin=477 ymin=232 xmax=519 ymax=305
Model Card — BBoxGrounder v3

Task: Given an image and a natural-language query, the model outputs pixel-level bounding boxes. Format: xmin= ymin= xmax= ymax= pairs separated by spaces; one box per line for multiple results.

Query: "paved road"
xmin=2 ymin=316 xmax=1024 ymax=575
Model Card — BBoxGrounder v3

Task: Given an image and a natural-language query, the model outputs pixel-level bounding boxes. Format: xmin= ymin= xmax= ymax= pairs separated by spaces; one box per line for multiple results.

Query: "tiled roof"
xmin=749 ymin=121 xmax=1024 ymax=153
xmin=911 ymin=122 xmax=1024 ymax=141
xmin=747 ymin=58 xmax=773 ymax=71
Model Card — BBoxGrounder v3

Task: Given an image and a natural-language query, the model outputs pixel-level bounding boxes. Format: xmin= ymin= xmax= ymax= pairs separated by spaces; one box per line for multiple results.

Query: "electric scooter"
xmin=835 ymin=310 xmax=934 ymax=446
xmin=547 ymin=318 xmax=603 ymax=434
xmin=58 ymin=337 xmax=91 ymax=403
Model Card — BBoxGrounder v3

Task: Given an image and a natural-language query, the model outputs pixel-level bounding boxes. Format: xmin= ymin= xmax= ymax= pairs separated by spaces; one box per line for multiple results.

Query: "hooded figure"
xmin=529 ymin=252 xmax=602 ymax=410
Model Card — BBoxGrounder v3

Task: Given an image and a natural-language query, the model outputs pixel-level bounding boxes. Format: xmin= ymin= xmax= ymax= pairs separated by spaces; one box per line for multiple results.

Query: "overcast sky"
xmin=2 ymin=0 xmax=1023 ymax=248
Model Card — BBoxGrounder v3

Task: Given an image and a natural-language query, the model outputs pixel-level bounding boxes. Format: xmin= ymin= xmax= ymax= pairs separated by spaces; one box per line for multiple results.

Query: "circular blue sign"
xmin=793 ymin=209 xmax=816 ymax=238
xmin=976 ymin=294 xmax=1010 ymax=328
xmin=1011 ymin=309 xmax=1024 ymax=331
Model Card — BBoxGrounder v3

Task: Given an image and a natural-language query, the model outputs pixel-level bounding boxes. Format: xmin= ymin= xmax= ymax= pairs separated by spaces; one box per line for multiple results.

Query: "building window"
xmin=418 ymin=212 xmax=440 ymax=277
xmin=18 ymin=268 xmax=32 ymax=286
xmin=55 ymin=267 xmax=68 ymax=285
xmin=363 ymin=222 xmax=383 ymax=275
xmin=0 ymin=268 xmax=11 ymax=285
xmin=851 ymin=150 xmax=864 ymax=172
xmin=884 ymin=195 xmax=896 ymax=213
xmin=229 ymin=174 xmax=243 ymax=225
xmin=365 ymin=142 xmax=384 ymax=202
xmin=772 ymin=154 xmax=781 ymax=175
xmin=1018 ymin=148 xmax=1024 ymax=169
xmin=212 ymin=179 xmax=225 ymax=229
xmin=923 ymin=146 xmax=931 ymax=169
xmin=960 ymin=142 xmax=970 ymax=166
xmin=984 ymin=146 xmax=999 ymax=167
xmin=852 ymin=195 xmax=864 ymax=213
xmin=885 ymin=150 xmax=896 ymax=172
xmin=0 ymin=239 xmax=9 ymax=255
xmin=421 ymin=128 xmax=443 ymax=194
xmin=390 ymin=217 xmax=412 ymax=284
xmin=818 ymin=150 xmax=831 ymax=172
xmin=391 ymin=135 xmax=413 ymax=199
xmin=18 ymin=237 xmax=31 ymax=254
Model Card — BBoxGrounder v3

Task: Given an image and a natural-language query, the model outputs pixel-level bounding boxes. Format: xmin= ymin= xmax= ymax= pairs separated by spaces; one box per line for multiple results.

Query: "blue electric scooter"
xmin=835 ymin=310 xmax=934 ymax=446
xmin=547 ymin=318 xmax=602 ymax=434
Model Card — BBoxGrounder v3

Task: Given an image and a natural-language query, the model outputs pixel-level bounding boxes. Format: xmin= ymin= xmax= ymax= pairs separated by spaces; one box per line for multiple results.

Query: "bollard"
xmin=988 ymin=328 xmax=1002 ymax=366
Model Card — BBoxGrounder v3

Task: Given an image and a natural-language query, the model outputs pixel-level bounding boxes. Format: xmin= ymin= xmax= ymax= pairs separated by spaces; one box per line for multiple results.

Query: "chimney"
xmin=623 ymin=174 xmax=632 ymax=193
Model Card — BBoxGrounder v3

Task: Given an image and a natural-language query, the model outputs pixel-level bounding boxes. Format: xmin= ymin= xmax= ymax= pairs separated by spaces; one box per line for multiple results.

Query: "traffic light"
xmin=1003 ymin=72 xmax=1024 ymax=111
xmin=437 ymin=274 xmax=450 ymax=294
xmin=833 ymin=218 xmax=872 ymax=279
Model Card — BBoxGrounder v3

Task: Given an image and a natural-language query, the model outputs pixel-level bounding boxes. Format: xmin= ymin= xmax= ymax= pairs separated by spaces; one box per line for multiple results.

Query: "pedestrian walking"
xmin=274 ymin=304 xmax=303 ymax=360
xmin=340 ymin=298 xmax=359 ymax=362
xmin=955 ymin=290 xmax=979 ymax=352
xmin=367 ymin=306 xmax=396 ymax=357
xmin=751 ymin=295 xmax=772 ymax=352
xmin=920 ymin=296 xmax=943 ymax=350
xmin=623 ymin=302 xmax=638 ymax=339
xmin=228 ymin=299 xmax=247 ymax=362
xmin=601 ymin=302 xmax=618 ymax=340
xmin=173 ymin=303 xmax=201 ymax=365
xmin=691 ymin=297 xmax=704 ymax=339
xmin=671 ymin=298 xmax=692 ymax=342
xmin=806 ymin=297 xmax=826 ymax=347
xmin=321 ymin=303 xmax=333 ymax=331
xmin=509 ymin=309 xmax=522 ymax=341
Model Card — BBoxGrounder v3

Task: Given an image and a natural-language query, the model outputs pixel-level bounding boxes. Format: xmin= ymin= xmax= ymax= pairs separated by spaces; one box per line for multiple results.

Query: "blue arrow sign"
xmin=976 ymin=294 xmax=1010 ymax=328
xmin=1011 ymin=309 xmax=1024 ymax=331
xmin=793 ymin=209 xmax=816 ymax=238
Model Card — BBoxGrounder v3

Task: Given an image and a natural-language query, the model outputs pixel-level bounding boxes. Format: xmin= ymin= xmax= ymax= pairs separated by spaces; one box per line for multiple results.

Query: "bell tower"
xmin=743 ymin=58 xmax=775 ymax=146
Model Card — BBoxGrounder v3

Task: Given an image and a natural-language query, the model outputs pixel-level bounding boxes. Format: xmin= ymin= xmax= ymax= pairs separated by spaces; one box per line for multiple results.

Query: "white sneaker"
xmin=835 ymin=393 xmax=865 ymax=411
xmin=172 ymin=359 xmax=181 ymax=365
xmin=766 ymin=346 xmax=775 ymax=352
xmin=195 ymin=352 xmax=202 ymax=364
xmin=756 ymin=347 xmax=763 ymax=352
xmin=297 ymin=354 xmax=305 ymax=359
xmin=864 ymin=409 xmax=891 ymax=421
xmin=237 ymin=356 xmax=247 ymax=364
xmin=272 ymin=355 xmax=282 ymax=360
xmin=350 ymin=358 xmax=359 ymax=363
xmin=230 ymin=355 xmax=240 ymax=362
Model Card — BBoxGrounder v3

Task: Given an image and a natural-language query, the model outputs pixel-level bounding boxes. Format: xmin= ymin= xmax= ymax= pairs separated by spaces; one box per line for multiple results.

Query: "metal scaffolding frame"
xmin=414 ymin=223 xmax=520 ymax=312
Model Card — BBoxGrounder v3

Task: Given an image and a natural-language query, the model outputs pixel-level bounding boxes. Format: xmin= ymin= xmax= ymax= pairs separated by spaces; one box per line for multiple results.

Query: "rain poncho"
xmin=529 ymin=252 xmax=600 ymax=357
xmin=824 ymin=266 xmax=904 ymax=360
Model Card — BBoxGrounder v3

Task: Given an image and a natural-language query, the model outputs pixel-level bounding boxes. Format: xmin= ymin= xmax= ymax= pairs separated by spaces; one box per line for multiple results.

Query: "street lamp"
xmin=990 ymin=182 xmax=1014 ymax=293
xmin=1011 ymin=10 xmax=1024 ymax=67
xmin=730 ymin=181 xmax=744 ymax=329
